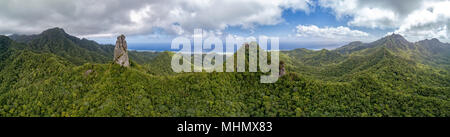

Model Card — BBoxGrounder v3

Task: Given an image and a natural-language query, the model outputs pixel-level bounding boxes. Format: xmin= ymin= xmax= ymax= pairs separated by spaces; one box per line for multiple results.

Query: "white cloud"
xmin=318 ymin=0 xmax=416 ymax=29
xmin=393 ymin=1 xmax=450 ymax=42
xmin=2 ymin=0 xmax=447 ymax=43
xmin=318 ymin=0 xmax=450 ymax=42
xmin=0 ymin=0 xmax=313 ymax=38
xmin=295 ymin=25 xmax=369 ymax=40
xmin=347 ymin=8 xmax=397 ymax=29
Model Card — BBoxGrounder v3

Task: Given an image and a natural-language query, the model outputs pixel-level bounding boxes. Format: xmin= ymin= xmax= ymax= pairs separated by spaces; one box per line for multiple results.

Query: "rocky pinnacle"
xmin=114 ymin=34 xmax=130 ymax=67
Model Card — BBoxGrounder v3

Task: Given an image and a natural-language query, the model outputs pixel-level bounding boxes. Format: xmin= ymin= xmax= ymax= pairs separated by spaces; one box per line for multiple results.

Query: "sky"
xmin=0 ymin=0 xmax=449 ymax=50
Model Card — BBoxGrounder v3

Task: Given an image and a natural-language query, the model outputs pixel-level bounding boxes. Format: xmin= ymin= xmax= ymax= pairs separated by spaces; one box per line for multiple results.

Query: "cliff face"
xmin=114 ymin=34 xmax=130 ymax=67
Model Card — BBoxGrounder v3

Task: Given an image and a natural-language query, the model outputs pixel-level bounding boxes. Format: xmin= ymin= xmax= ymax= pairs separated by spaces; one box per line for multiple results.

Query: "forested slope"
xmin=0 ymin=29 xmax=448 ymax=117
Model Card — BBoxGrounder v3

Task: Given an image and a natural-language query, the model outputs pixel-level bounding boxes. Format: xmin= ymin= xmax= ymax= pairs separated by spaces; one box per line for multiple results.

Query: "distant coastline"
xmin=127 ymin=42 xmax=344 ymax=52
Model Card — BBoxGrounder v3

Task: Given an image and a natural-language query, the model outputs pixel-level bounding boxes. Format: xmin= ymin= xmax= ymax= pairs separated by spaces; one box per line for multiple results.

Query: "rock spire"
xmin=114 ymin=34 xmax=130 ymax=67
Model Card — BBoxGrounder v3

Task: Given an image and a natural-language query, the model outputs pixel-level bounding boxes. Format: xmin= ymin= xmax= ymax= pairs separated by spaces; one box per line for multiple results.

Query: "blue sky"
xmin=85 ymin=0 xmax=423 ymax=51
xmin=0 ymin=0 xmax=448 ymax=50
xmin=92 ymin=5 xmax=381 ymax=50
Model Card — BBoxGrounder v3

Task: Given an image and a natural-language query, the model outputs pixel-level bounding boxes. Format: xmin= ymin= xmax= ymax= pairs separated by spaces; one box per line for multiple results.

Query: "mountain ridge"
xmin=7 ymin=28 xmax=161 ymax=65
xmin=0 ymin=28 xmax=448 ymax=117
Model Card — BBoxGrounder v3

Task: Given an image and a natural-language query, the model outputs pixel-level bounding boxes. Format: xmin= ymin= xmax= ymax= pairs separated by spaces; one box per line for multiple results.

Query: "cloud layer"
xmin=0 ymin=0 xmax=312 ymax=37
xmin=0 ymin=0 xmax=448 ymax=43
xmin=296 ymin=25 xmax=369 ymax=41
xmin=318 ymin=0 xmax=450 ymax=42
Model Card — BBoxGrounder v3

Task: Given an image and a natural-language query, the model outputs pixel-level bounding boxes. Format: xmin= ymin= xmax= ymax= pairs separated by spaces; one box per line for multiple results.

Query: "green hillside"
xmin=0 ymin=29 xmax=449 ymax=117
xmin=9 ymin=28 xmax=160 ymax=65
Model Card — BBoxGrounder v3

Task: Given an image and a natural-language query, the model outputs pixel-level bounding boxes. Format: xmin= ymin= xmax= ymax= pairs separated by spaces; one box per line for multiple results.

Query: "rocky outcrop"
xmin=114 ymin=34 xmax=130 ymax=67
xmin=279 ymin=61 xmax=285 ymax=77
xmin=84 ymin=69 xmax=93 ymax=76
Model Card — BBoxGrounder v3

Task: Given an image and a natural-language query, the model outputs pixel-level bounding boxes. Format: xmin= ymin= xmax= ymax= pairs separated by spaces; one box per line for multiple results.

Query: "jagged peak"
xmin=416 ymin=37 xmax=449 ymax=52
xmin=371 ymin=33 xmax=413 ymax=51
xmin=44 ymin=27 xmax=65 ymax=32
xmin=418 ymin=38 xmax=441 ymax=43
xmin=348 ymin=41 xmax=363 ymax=45
xmin=41 ymin=27 xmax=67 ymax=35
xmin=383 ymin=33 xmax=409 ymax=42
xmin=430 ymin=38 xmax=440 ymax=42
xmin=7 ymin=28 xmax=67 ymax=39
xmin=39 ymin=27 xmax=88 ymax=44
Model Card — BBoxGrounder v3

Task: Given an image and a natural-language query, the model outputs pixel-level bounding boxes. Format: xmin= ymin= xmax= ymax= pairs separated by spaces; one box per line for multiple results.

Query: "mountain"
xmin=0 ymin=36 xmax=29 ymax=70
xmin=143 ymin=51 xmax=176 ymax=75
xmin=8 ymin=28 xmax=160 ymax=65
xmin=8 ymin=28 xmax=113 ymax=65
xmin=336 ymin=34 xmax=416 ymax=54
xmin=378 ymin=34 xmax=415 ymax=51
xmin=416 ymin=38 xmax=450 ymax=55
xmin=282 ymin=33 xmax=450 ymax=98
xmin=335 ymin=41 xmax=364 ymax=54
xmin=0 ymin=28 xmax=449 ymax=117
xmin=415 ymin=38 xmax=450 ymax=68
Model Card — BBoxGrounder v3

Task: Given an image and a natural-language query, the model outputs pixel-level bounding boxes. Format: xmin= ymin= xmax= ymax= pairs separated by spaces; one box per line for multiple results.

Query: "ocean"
xmin=127 ymin=42 xmax=343 ymax=52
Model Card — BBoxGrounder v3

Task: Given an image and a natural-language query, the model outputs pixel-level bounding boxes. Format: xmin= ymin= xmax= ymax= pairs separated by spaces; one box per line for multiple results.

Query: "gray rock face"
xmin=279 ymin=61 xmax=285 ymax=77
xmin=114 ymin=34 xmax=130 ymax=67
xmin=84 ymin=69 xmax=93 ymax=76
